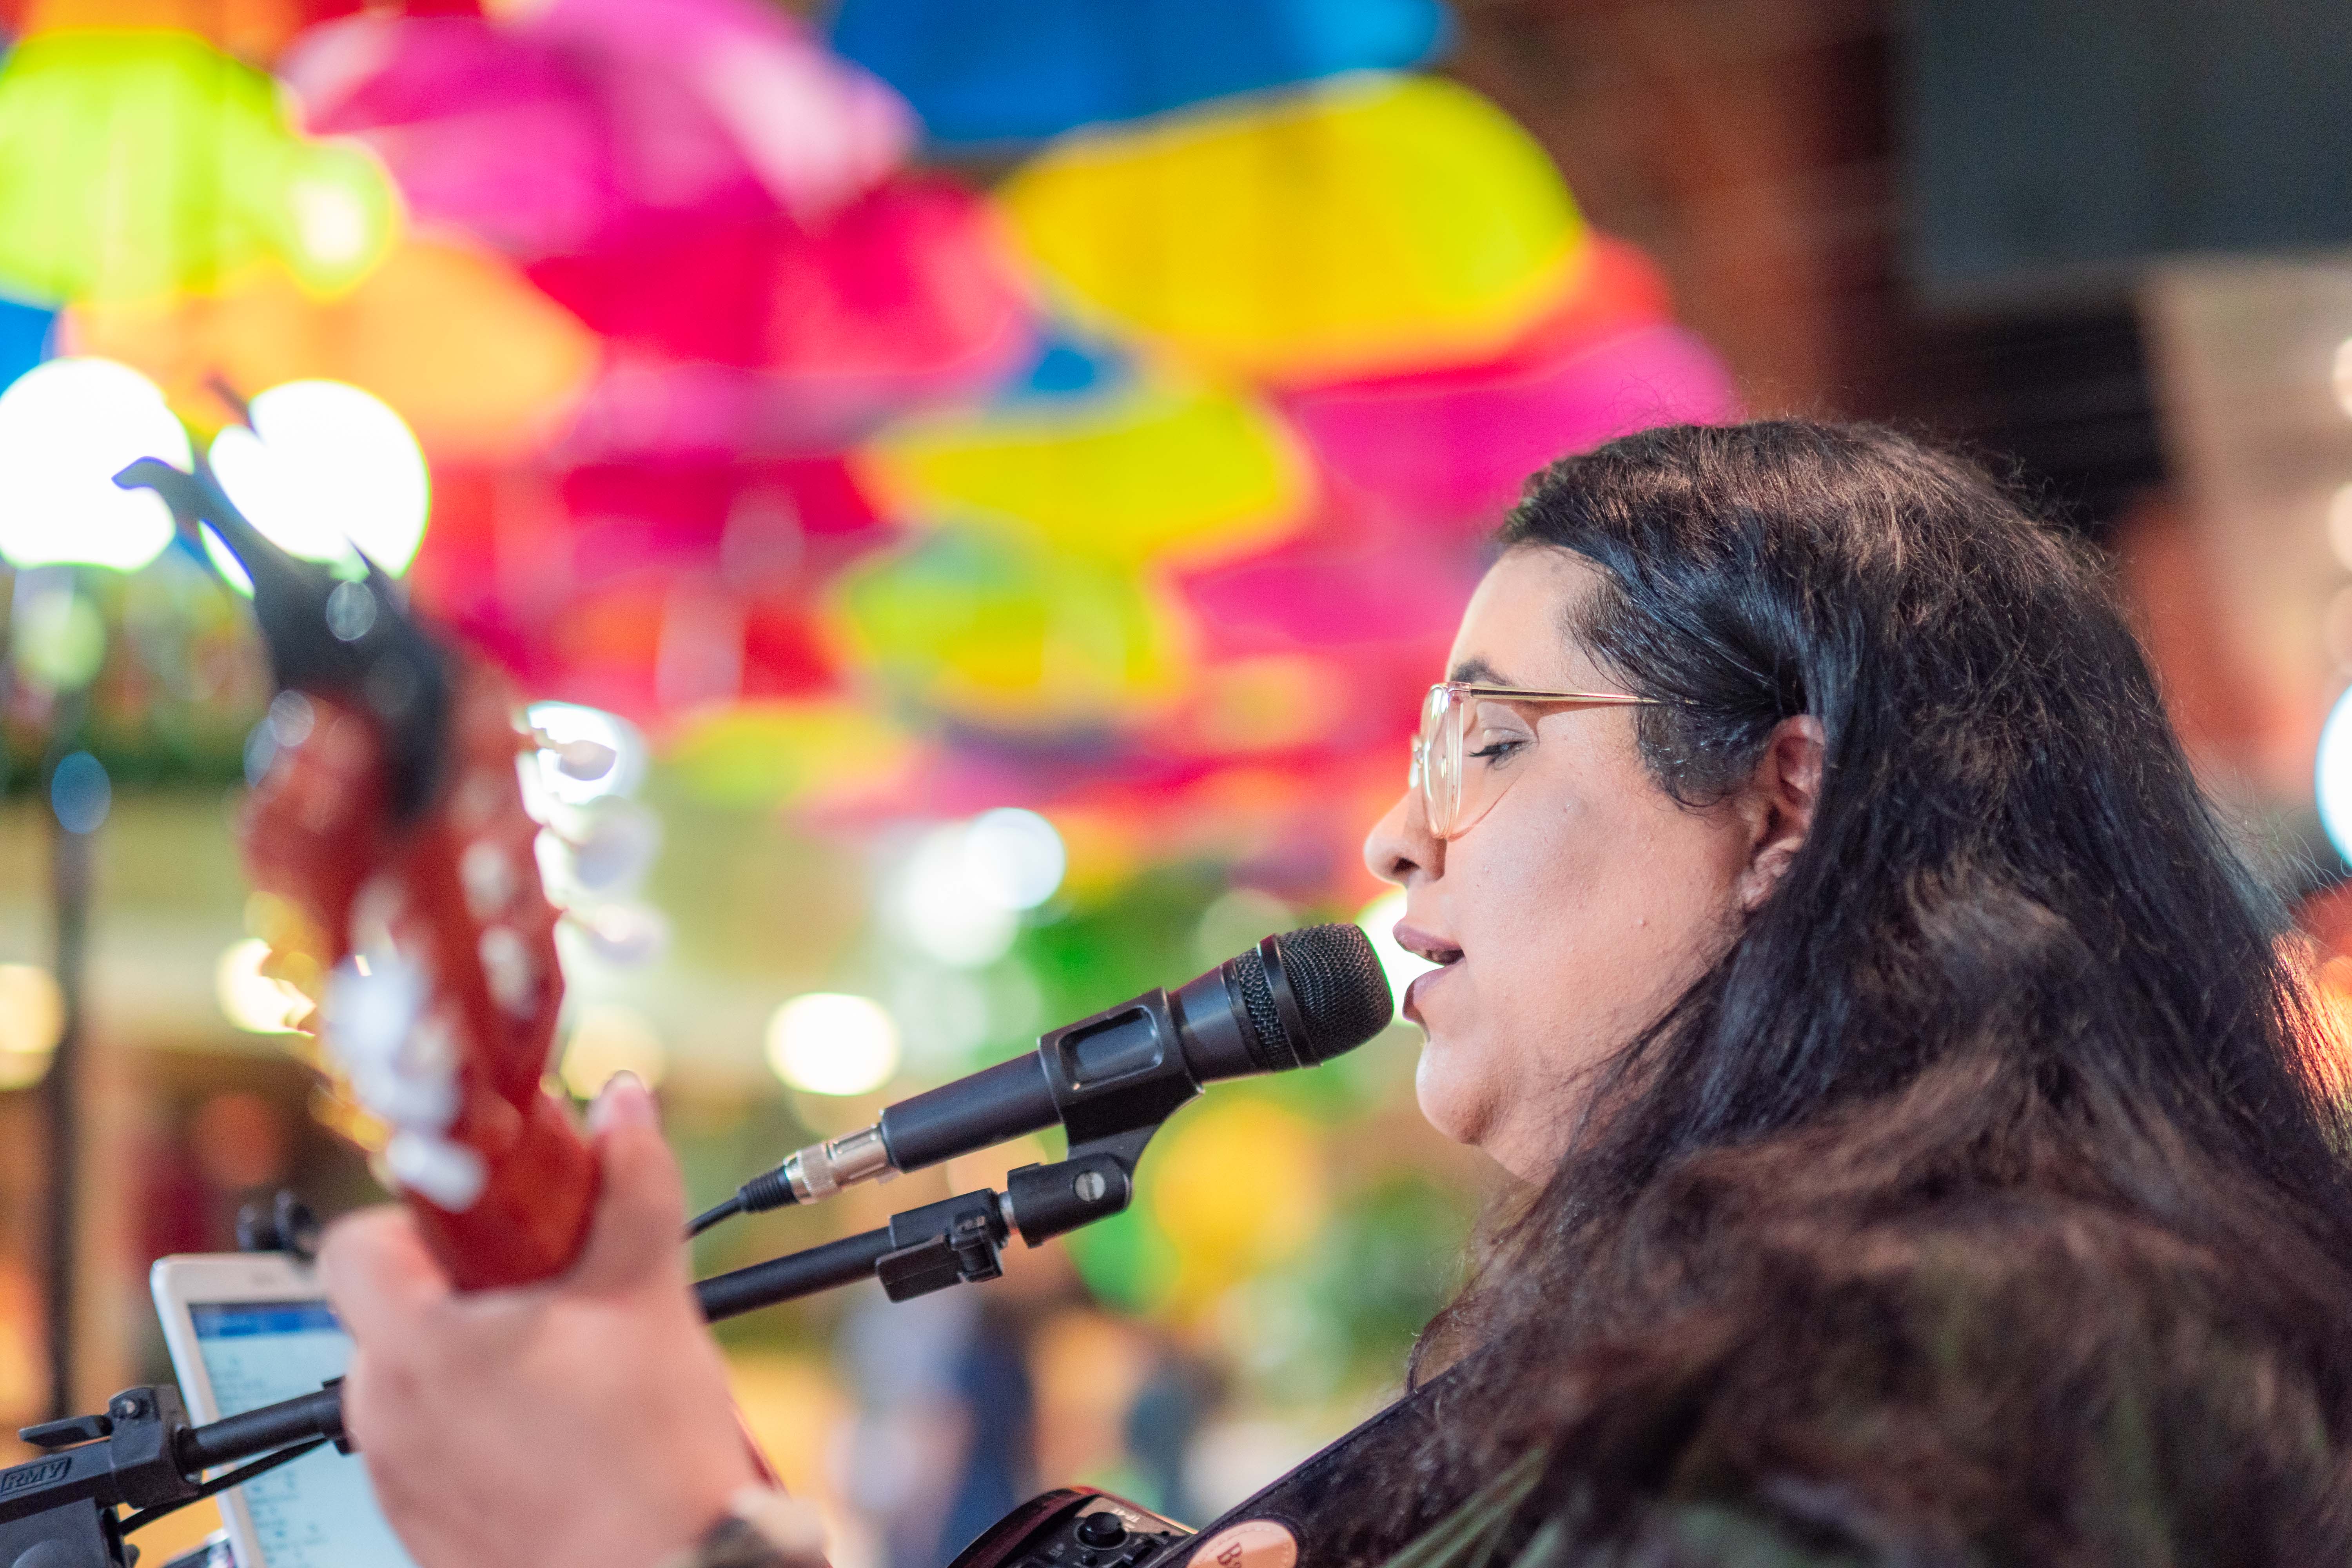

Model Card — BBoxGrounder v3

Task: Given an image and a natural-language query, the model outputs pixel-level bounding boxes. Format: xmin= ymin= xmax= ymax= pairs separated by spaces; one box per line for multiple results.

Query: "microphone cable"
xmin=685 ymin=1194 xmax=742 ymax=1240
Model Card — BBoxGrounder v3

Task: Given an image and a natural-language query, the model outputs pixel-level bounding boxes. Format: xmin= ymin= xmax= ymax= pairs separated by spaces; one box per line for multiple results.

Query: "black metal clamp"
xmin=0 ymin=1381 xmax=348 ymax=1568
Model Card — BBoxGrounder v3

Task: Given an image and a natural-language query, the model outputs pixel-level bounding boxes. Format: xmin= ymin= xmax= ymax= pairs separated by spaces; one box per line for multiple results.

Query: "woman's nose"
xmin=1364 ymin=787 xmax=1441 ymax=887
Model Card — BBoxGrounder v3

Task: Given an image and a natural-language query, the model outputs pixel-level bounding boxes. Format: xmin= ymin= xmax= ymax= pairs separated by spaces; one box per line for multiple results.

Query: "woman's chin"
xmin=1412 ymin=1038 xmax=1494 ymax=1149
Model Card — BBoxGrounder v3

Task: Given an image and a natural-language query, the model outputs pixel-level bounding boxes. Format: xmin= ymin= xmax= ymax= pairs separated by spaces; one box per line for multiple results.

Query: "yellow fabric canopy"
xmin=826 ymin=525 xmax=1194 ymax=728
xmin=63 ymin=238 xmax=599 ymax=457
xmin=859 ymin=379 xmax=1309 ymax=568
xmin=999 ymin=72 xmax=1584 ymax=381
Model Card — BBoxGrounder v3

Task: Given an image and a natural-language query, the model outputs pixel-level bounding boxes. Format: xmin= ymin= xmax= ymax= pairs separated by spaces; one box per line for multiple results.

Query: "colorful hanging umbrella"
xmin=1286 ymin=323 xmax=1740 ymax=527
xmin=1278 ymin=240 xmax=1741 ymax=528
xmin=526 ymin=175 xmax=1033 ymax=446
xmin=0 ymin=28 xmax=398 ymax=303
xmin=998 ymin=72 xmax=1584 ymax=381
xmin=830 ymin=0 xmax=1450 ymax=145
xmin=1178 ymin=508 xmax=1472 ymax=670
xmin=1174 ymin=501 xmax=1470 ymax=769
xmin=857 ymin=376 xmax=1310 ymax=568
xmin=826 ymin=523 xmax=1193 ymax=730
xmin=280 ymin=0 xmax=911 ymax=259
xmin=408 ymin=454 xmax=888 ymax=724
xmin=0 ymin=0 xmax=394 ymax=65
xmin=553 ymin=454 xmax=889 ymax=589
xmin=666 ymin=697 xmax=922 ymax=811
xmin=532 ymin=0 xmax=909 ymax=219
xmin=60 ymin=237 xmax=599 ymax=457
xmin=281 ymin=15 xmax=624 ymax=260
xmin=505 ymin=573 xmax=844 ymax=720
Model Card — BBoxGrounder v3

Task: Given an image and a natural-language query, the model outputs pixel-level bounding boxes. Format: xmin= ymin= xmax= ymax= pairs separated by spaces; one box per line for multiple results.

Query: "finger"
xmin=319 ymin=1204 xmax=454 ymax=1345
xmin=568 ymin=1075 xmax=689 ymax=1297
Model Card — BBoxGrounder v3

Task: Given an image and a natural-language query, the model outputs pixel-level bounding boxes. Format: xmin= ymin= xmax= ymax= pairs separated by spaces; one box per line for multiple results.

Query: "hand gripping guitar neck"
xmin=118 ymin=457 xmax=595 ymax=1288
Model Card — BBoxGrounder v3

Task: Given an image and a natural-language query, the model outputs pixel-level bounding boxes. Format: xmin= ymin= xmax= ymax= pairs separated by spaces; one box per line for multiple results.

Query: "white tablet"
xmin=149 ymin=1253 xmax=419 ymax=1568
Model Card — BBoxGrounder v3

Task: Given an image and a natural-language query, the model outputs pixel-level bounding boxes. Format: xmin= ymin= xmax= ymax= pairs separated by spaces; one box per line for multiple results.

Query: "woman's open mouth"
xmin=1393 ymin=924 xmax=1463 ymax=1025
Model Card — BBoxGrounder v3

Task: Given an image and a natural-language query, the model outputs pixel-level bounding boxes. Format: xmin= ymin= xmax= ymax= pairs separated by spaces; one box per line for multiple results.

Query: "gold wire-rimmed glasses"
xmin=1410 ymin=682 xmax=1664 ymax=840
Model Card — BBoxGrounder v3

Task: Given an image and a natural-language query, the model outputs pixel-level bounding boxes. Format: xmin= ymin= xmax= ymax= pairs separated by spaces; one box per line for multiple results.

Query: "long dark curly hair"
xmin=1334 ymin=421 xmax=2352 ymax=1565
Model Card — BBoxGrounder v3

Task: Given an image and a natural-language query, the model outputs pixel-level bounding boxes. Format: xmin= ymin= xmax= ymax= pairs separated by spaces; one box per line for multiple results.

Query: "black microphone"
xmin=726 ymin=923 xmax=1392 ymax=1214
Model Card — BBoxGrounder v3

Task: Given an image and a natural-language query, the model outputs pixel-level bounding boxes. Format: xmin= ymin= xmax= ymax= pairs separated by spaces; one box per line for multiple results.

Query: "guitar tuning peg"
xmin=385 ymin=1130 xmax=488 ymax=1212
xmin=319 ymin=957 xmax=460 ymax=1134
xmin=561 ymin=802 xmax=662 ymax=892
xmin=529 ymin=729 xmax=618 ymax=782
xmin=567 ymin=902 xmax=671 ymax=966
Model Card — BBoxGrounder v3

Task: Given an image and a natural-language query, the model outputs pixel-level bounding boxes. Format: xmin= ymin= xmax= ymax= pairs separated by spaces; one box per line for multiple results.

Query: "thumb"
xmin=319 ymin=1203 xmax=452 ymax=1346
xmin=568 ymin=1073 xmax=689 ymax=1297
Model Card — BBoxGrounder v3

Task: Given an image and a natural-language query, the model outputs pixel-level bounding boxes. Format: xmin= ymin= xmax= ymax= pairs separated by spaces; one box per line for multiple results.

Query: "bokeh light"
xmin=0 ymin=964 xmax=63 ymax=1090
xmin=214 ymin=938 xmax=310 ymax=1034
xmin=885 ymin=810 xmax=1070 ymax=969
xmin=893 ymin=823 xmax=1021 ymax=967
xmin=209 ymin=379 xmax=430 ymax=577
xmin=9 ymin=582 xmax=106 ymax=690
xmin=49 ymin=751 xmax=110 ymax=835
xmin=0 ymin=357 xmax=190 ymax=570
xmin=766 ymin=992 xmax=900 ymax=1095
xmin=962 ymin=808 xmax=1066 ymax=910
xmin=559 ymin=1004 xmax=670 ymax=1098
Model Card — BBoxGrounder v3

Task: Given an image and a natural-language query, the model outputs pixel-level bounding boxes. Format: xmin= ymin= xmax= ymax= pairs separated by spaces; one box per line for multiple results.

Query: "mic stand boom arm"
xmin=697 ymin=1123 xmax=1155 ymax=1318
xmin=0 ymin=1127 xmax=1162 ymax=1568
xmin=0 ymin=1383 xmax=350 ymax=1568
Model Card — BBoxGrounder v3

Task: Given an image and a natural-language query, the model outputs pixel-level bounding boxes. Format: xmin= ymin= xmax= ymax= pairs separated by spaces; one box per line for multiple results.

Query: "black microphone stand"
xmin=0 ymin=1382 xmax=348 ymax=1568
xmin=696 ymin=1123 xmax=1153 ymax=1317
xmin=0 ymin=1122 xmax=1167 ymax=1568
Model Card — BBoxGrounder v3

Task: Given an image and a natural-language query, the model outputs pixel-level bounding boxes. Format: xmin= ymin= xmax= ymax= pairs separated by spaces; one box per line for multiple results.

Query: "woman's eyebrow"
xmin=1448 ymin=657 xmax=1511 ymax=684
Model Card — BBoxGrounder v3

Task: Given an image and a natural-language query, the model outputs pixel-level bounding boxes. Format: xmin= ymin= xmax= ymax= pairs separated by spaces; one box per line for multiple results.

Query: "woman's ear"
xmin=1733 ymin=715 xmax=1826 ymax=911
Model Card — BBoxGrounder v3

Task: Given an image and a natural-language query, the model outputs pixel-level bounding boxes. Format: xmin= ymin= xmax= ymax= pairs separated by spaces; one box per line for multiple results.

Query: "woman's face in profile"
xmin=1364 ymin=547 xmax=1791 ymax=1181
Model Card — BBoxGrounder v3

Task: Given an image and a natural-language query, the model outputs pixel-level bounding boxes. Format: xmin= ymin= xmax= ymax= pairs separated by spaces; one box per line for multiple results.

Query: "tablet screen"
xmin=188 ymin=1300 xmax=416 ymax=1568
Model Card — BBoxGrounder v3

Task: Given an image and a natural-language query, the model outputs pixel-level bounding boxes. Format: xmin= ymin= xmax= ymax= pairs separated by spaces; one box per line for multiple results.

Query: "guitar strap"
xmin=1176 ymin=1361 xmax=1471 ymax=1568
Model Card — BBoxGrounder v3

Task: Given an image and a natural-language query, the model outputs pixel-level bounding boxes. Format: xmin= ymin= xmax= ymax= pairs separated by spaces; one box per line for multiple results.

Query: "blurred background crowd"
xmin=0 ymin=0 xmax=2347 ymax=1564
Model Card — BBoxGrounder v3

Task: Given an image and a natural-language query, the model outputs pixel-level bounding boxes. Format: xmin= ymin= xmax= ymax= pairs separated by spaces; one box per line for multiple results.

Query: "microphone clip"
xmin=874 ymin=1191 xmax=1007 ymax=1301
xmin=872 ymin=1123 xmax=1158 ymax=1305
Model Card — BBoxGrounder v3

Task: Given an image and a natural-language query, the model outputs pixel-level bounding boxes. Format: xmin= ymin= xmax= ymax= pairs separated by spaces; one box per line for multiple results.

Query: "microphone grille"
xmin=1266 ymin=923 xmax=1394 ymax=1065
xmin=1232 ymin=949 xmax=1295 ymax=1072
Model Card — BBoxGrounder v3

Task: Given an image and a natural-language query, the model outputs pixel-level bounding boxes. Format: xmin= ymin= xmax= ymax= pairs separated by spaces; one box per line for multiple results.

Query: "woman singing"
xmin=320 ymin=421 xmax=2352 ymax=1568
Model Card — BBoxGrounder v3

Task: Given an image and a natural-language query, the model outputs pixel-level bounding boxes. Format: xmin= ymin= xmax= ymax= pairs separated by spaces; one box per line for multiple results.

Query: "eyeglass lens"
xmin=1415 ymin=686 xmax=1465 ymax=838
xmin=1412 ymin=688 xmax=1562 ymax=840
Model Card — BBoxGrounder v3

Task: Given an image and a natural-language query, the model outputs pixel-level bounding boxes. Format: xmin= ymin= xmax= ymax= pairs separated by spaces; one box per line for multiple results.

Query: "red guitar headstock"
xmin=118 ymin=458 xmax=596 ymax=1289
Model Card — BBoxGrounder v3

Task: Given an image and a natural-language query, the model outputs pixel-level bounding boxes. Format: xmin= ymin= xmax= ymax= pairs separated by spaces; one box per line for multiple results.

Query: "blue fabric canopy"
xmin=0 ymin=294 xmax=54 ymax=393
xmin=993 ymin=327 xmax=1131 ymax=405
xmin=828 ymin=0 xmax=1451 ymax=145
